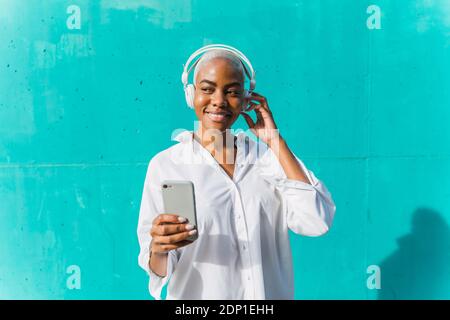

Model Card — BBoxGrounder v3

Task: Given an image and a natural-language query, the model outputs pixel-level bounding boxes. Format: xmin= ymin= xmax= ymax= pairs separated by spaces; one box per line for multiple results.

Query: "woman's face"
xmin=193 ymin=58 xmax=245 ymax=132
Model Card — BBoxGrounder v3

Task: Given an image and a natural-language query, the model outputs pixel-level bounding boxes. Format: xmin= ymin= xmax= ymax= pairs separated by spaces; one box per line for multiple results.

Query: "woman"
xmin=137 ymin=45 xmax=336 ymax=299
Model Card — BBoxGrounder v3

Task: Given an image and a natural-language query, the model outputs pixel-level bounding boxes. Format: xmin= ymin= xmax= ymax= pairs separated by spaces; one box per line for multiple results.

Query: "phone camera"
xmin=162 ymin=184 xmax=168 ymax=189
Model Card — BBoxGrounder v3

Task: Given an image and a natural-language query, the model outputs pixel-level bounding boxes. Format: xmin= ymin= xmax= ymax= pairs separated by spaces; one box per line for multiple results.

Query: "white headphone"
xmin=181 ymin=44 xmax=256 ymax=110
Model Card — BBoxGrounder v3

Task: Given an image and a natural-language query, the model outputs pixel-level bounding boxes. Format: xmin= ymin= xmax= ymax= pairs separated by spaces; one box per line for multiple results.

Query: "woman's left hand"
xmin=240 ymin=92 xmax=280 ymax=147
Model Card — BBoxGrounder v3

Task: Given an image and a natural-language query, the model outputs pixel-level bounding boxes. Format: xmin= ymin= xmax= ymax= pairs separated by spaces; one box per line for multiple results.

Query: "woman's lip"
xmin=205 ymin=112 xmax=231 ymax=122
xmin=205 ymin=111 xmax=232 ymax=116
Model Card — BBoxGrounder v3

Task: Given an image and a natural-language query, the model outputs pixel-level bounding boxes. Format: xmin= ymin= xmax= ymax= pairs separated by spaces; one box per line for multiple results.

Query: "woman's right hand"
xmin=150 ymin=214 xmax=197 ymax=255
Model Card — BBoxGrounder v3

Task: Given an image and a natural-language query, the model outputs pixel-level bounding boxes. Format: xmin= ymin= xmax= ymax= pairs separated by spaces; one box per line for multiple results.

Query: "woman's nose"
xmin=211 ymin=91 xmax=227 ymax=106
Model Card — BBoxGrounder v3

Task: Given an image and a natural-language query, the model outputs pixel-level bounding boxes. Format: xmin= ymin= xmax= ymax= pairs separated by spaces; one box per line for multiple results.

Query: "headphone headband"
xmin=181 ymin=44 xmax=256 ymax=91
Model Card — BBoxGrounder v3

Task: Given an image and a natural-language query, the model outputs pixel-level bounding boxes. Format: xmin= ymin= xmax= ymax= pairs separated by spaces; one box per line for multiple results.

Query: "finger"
xmin=250 ymin=91 xmax=264 ymax=97
xmin=248 ymin=103 xmax=269 ymax=123
xmin=152 ymin=223 xmax=194 ymax=236
xmin=240 ymin=111 xmax=255 ymax=128
xmin=253 ymin=103 xmax=271 ymax=116
xmin=248 ymin=93 xmax=270 ymax=111
xmin=175 ymin=240 xmax=195 ymax=248
xmin=153 ymin=214 xmax=187 ymax=226
xmin=248 ymin=93 xmax=266 ymax=102
xmin=154 ymin=229 xmax=197 ymax=244
xmin=246 ymin=102 xmax=259 ymax=112
xmin=249 ymin=92 xmax=268 ymax=103
xmin=254 ymin=104 xmax=271 ymax=119
xmin=152 ymin=240 xmax=194 ymax=253
xmin=254 ymin=107 xmax=265 ymax=123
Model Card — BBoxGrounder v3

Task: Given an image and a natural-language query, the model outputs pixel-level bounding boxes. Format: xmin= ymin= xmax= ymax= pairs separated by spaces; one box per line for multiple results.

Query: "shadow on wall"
xmin=378 ymin=207 xmax=450 ymax=299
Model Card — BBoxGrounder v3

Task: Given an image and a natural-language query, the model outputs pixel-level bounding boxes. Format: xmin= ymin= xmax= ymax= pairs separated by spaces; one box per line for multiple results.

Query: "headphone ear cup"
xmin=184 ymin=84 xmax=195 ymax=108
xmin=243 ymin=90 xmax=251 ymax=111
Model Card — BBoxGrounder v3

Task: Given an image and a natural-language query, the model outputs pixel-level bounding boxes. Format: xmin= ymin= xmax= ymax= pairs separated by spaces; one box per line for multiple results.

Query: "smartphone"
xmin=161 ymin=180 xmax=198 ymax=241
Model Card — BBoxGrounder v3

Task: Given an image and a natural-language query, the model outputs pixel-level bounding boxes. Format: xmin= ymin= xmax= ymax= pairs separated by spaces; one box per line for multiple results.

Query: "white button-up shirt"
xmin=137 ymin=130 xmax=336 ymax=300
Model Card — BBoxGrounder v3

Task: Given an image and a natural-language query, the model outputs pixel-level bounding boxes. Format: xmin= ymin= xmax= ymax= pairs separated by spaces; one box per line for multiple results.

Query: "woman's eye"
xmin=227 ymin=90 xmax=241 ymax=96
xmin=201 ymin=88 xmax=214 ymax=93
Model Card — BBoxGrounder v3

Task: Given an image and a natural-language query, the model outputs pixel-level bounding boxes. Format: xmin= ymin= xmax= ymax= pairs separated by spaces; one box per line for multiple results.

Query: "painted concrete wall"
xmin=1 ymin=0 xmax=449 ymax=299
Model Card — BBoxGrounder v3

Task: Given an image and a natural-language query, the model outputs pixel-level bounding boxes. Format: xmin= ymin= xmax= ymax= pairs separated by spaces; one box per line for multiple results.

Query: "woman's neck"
xmin=194 ymin=127 xmax=237 ymax=162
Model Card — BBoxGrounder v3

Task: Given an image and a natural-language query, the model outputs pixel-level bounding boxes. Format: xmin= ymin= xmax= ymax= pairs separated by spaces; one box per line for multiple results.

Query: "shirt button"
xmin=243 ymin=245 xmax=246 ymax=250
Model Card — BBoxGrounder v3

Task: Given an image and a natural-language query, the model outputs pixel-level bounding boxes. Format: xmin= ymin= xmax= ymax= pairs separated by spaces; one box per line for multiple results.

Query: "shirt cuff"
xmin=147 ymin=250 xmax=177 ymax=300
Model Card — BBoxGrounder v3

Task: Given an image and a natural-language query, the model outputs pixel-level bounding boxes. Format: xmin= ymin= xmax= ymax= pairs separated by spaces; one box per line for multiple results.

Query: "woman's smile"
xmin=204 ymin=109 xmax=232 ymax=122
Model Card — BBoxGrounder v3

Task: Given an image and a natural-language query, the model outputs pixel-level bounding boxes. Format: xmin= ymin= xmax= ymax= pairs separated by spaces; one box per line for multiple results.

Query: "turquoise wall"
xmin=1 ymin=0 xmax=449 ymax=299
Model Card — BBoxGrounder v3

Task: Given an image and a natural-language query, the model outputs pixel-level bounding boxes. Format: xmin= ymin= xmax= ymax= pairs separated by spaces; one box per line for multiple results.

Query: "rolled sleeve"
xmin=146 ymin=250 xmax=178 ymax=300
xmin=258 ymin=147 xmax=336 ymax=237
